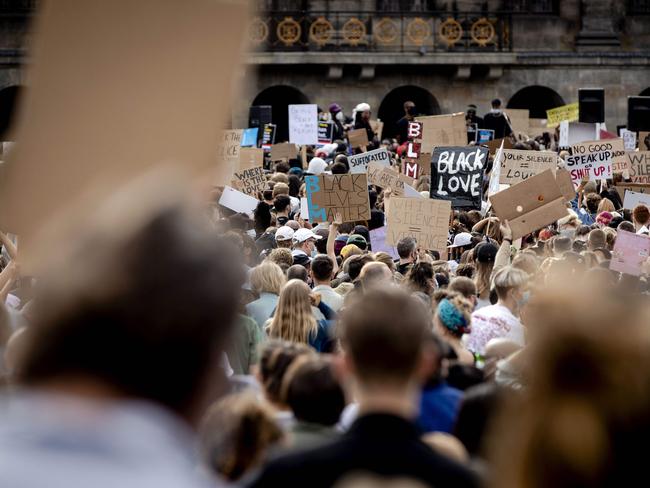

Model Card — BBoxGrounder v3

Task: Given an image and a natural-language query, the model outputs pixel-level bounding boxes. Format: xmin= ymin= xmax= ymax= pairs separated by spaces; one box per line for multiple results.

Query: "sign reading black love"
xmin=430 ymin=146 xmax=488 ymax=209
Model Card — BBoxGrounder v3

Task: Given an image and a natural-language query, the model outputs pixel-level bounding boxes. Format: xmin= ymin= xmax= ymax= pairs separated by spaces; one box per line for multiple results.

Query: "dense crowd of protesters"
xmin=0 ymin=98 xmax=649 ymax=488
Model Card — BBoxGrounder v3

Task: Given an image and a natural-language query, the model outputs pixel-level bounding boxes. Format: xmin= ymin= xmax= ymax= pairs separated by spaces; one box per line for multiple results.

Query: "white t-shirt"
xmin=463 ymin=304 xmax=525 ymax=355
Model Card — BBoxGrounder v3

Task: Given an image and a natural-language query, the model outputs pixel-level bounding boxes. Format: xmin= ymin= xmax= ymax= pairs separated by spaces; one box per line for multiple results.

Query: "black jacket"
xmin=248 ymin=413 xmax=480 ymax=488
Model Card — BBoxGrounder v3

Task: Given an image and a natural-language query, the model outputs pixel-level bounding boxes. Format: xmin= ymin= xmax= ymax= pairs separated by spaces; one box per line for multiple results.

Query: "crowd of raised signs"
xmin=2 ymin=97 xmax=650 ymax=488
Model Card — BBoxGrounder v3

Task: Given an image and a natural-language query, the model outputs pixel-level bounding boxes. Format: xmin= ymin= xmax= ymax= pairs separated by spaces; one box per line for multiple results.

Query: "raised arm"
xmin=327 ymin=212 xmax=342 ymax=275
xmin=493 ymin=219 xmax=513 ymax=273
xmin=0 ymin=232 xmax=17 ymax=261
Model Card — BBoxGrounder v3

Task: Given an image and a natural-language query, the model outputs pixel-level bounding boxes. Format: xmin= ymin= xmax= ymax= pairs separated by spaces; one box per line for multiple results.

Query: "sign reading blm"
xmin=430 ymin=146 xmax=488 ymax=209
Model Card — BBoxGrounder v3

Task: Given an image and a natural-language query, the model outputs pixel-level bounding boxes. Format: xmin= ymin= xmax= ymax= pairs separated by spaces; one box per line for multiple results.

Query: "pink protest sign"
xmin=610 ymin=230 xmax=650 ymax=276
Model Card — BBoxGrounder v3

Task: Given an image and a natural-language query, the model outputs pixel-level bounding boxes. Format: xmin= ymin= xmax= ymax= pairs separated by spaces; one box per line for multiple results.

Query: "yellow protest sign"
xmin=546 ymin=103 xmax=579 ymax=128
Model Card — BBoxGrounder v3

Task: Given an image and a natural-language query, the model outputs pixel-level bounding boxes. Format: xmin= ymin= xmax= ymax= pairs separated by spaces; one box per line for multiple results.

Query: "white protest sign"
xmin=621 ymin=129 xmax=637 ymax=151
xmin=349 ymin=147 xmax=391 ymax=174
xmin=623 ymin=190 xmax=650 ymax=210
xmin=288 ymin=104 xmax=318 ymax=145
xmin=300 ymin=197 xmax=309 ymax=220
xmin=565 ymin=139 xmax=624 ymax=183
xmin=559 ymin=120 xmax=569 ymax=147
xmin=218 ymin=186 xmax=259 ymax=217
xmin=369 ymin=226 xmax=399 ymax=260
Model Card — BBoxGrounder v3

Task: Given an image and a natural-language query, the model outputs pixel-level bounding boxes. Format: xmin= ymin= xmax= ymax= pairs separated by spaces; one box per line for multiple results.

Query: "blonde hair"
xmin=475 ymin=260 xmax=494 ymax=299
xmin=250 ymin=261 xmax=286 ymax=295
xmin=492 ymin=266 xmax=528 ymax=300
xmin=266 ymin=248 xmax=293 ymax=272
xmin=272 ymin=182 xmax=290 ymax=198
xmin=597 ymin=197 xmax=615 ymax=214
xmin=267 ymin=279 xmax=317 ymax=345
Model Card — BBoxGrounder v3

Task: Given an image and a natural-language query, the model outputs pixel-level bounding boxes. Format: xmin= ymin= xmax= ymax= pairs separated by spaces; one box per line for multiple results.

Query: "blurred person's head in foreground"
xmin=199 ymin=391 xmax=284 ymax=482
xmin=18 ymin=198 xmax=243 ymax=425
xmin=491 ymin=282 xmax=650 ymax=488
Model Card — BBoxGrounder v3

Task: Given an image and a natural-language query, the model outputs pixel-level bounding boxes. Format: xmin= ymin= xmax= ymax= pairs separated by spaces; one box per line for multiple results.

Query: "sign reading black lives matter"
xmin=348 ymin=147 xmax=392 ymax=174
xmin=430 ymin=146 xmax=488 ymax=209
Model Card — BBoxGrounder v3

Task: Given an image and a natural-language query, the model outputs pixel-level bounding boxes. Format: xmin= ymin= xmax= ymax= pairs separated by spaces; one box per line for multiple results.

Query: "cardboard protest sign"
xmin=241 ymin=128 xmax=259 ymax=147
xmin=565 ymin=139 xmax=625 ymax=183
xmin=623 ymin=190 xmax=650 ymax=210
xmin=555 ymin=168 xmax=577 ymax=203
xmin=367 ymin=161 xmax=416 ymax=197
xmin=318 ymin=121 xmax=334 ymax=145
xmin=415 ymin=113 xmax=466 ymax=152
xmin=238 ymin=147 xmax=264 ymax=171
xmin=477 ymin=129 xmax=495 ymax=144
xmin=370 ymin=120 xmax=384 ymax=141
xmin=0 ymin=0 xmax=250 ymax=239
xmin=490 ymin=170 xmax=568 ymax=240
xmin=369 ymin=226 xmax=398 ymax=260
xmin=219 ymin=186 xmax=259 ymax=217
xmin=348 ymin=128 xmax=369 ymax=149
xmin=270 ymin=142 xmax=298 ymax=162
xmin=627 ymin=151 xmax=650 ymax=184
xmin=261 ymin=123 xmax=276 ymax=151
xmin=305 ymin=173 xmax=370 ymax=223
xmin=289 ymin=104 xmax=318 ymax=145
xmin=430 ymin=146 xmax=488 ymax=209
xmin=231 ymin=166 xmax=266 ymax=198
xmin=348 ymin=147 xmax=391 ymax=174
xmin=504 ymin=109 xmax=530 ymax=135
xmin=610 ymin=230 xmax=650 ymax=276
xmin=386 ymin=197 xmax=451 ymax=259
xmin=640 ymin=132 xmax=650 ymax=151
xmin=616 ymin=183 xmax=650 ymax=202
xmin=621 ymin=129 xmax=637 ymax=150
xmin=546 ymin=102 xmax=579 ymax=128
xmin=612 ymin=151 xmax=631 ymax=177
xmin=299 ymin=197 xmax=309 ymax=221
xmin=405 ymin=121 xmax=423 ymax=159
xmin=217 ymin=129 xmax=243 ymax=180
xmin=486 ymin=137 xmax=512 ymax=155
xmin=499 ymin=150 xmax=558 ymax=185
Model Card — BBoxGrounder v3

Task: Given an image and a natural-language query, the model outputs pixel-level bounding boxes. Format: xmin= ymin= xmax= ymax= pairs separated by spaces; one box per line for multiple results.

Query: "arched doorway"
xmin=507 ymin=85 xmax=565 ymax=119
xmin=378 ymin=85 xmax=440 ymax=142
xmin=0 ymin=85 xmax=22 ymax=141
xmin=640 ymin=87 xmax=650 ymax=96
xmin=250 ymin=85 xmax=310 ymax=142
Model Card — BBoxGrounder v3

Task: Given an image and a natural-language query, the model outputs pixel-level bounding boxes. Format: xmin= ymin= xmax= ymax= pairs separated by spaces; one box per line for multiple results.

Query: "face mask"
xmin=336 ymin=111 xmax=344 ymax=122
xmin=491 ymin=108 xmax=502 ymax=114
xmin=516 ymin=290 xmax=531 ymax=309
xmin=311 ymin=248 xmax=318 ymax=258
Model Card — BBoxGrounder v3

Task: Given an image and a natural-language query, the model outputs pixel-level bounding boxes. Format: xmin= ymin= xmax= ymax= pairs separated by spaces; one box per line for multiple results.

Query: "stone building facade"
xmin=0 ymin=0 xmax=648 ymax=141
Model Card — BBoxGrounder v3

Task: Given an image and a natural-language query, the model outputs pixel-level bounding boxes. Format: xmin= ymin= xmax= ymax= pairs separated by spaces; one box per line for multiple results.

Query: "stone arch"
xmin=377 ymin=85 xmax=441 ymax=142
xmin=0 ymin=85 xmax=23 ymax=140
xmin=250 ymin=85 xmax=310 ymax=142
xmin=507 ymin=85 xmax=565 ymax=119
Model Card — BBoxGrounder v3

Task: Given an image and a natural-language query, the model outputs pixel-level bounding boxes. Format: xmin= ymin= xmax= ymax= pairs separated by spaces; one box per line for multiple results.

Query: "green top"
xmin=226 ymin=314 xmax=265 ymax=375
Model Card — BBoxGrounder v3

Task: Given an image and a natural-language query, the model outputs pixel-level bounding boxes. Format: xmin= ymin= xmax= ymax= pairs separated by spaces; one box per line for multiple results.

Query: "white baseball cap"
xmin=293 ymin=228 xmax=323 ymax=244
xmin=275 ymin=226 xmax=294 ymax=242
xmin=448 ymin=232 xmax=473 ymax=248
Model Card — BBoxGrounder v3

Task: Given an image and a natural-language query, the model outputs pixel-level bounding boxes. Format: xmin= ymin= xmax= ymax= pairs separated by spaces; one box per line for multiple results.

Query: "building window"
xmin=502 ymin=0 xmax=558 ymax=14
xmin=628 ymin=0 xmax=650 ymax=14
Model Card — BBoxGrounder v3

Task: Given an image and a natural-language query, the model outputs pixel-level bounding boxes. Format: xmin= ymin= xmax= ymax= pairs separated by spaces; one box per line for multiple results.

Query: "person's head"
xmin=268 ymin=280 xmax=317 ymax=345
xmin=448 ymin=276 xmax=478 ymax=308
xmin=330 ymin=162 xmax=347 ymax=174
xmin=199 ymin=392 xmax=284 ymax=482
xmin=587 ymin=228 xmax=607 ymax=251
xmin=19 ymin=202 xmax=243 ymax=424
xmin=251 ymin=261 xmax=286 ymax=296
xmin=617 ymin=220 xmax=635 ymax=233
xmin=272 ymin=182 xmax=290 ymax=199
xmin=310 ymin=254 xmax=335 ymax=285
xmin=492 ymin=266 xmax=529 ymax=311
xmin=334 ymin=154 xmax=349 ymax=171
xmin=466 ymin=104 xmax=477 ymax=117
xmin=593 ymin=247 xmax=612 ymax=263
xmin=585 ymin=193 xmax=602 ymax=214
xmin=359 ymin=262 xmax=393 ymax=290
xmin=292 ymin=228 xmax=323 ymax=255
xmin=491 ymin=98 xmax=502 ymax=109
xmin=373 ymin=252 xmax=396 ymax=272
xmin=258 ymin=340 xmax=315 ymax=406
xmin=475 ymin=241 xmax=498 ymax=298
xmin=355 ymin=102 xmax=371 ymax=122
xmin=455 ymin=263 xmax=476 ymax=279
xmin=306 ymin=157 xmax=327 ymax=175
xmin=405 ymin=262 xmax=437 ymax=296
xmin=597 ymin=197 xmax=615 ymax=214
xmin=253 ymin=201 xmax=273 ymax=235
xmin=266 ymin=248 xmax=293 ymax=273
xmin=403 ymin=100 xmax=415 ymax=115
xmin=346 ymin=254 xmax=375 ymax=282
xmin=285 ymin=356 xmax=346 ymax=427
xmin=338 ymin=286 xmax=431 ymax=391
xmin=274 ymin=225 xmax=294 ymax=248
xmin=397 ymin=236 xmax=417 ymax=262
xmin=287 ymin=175 xmax=301 ymax=198
xmin=347 ymin=234 xmax=368 ymax=251
xmin=287 ymin=264 xmax=309 ymax=283
xmin=553 ymin=236 xmax=572 ymax=257
xmin=273 ymin=195 xmax=291 ymax=215
xmin=633 ymin=204 xmax=650 ymax=229
xmin=575 ymin=224 xmax=591 ymax=241
xmin=434 ymin=295 xmax=473 ymax=339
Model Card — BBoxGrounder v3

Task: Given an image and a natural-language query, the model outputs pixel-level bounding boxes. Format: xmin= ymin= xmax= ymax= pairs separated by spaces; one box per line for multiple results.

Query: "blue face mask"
xmin=517 ymin=290 xmax=531 ymax=309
